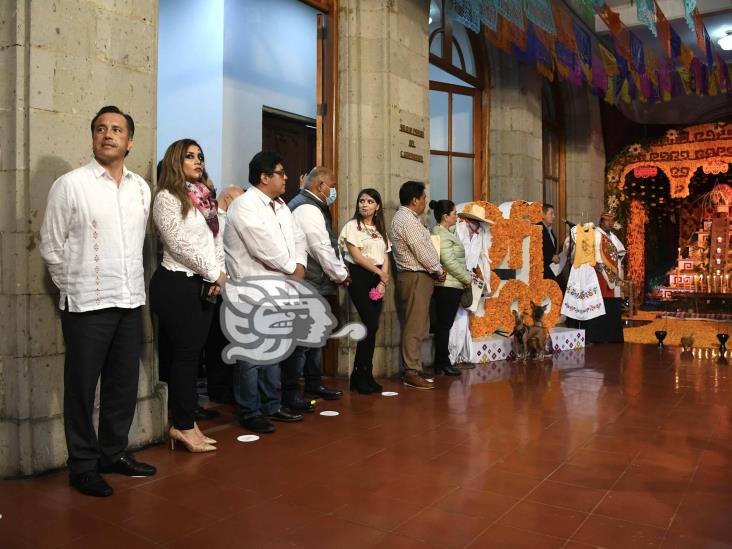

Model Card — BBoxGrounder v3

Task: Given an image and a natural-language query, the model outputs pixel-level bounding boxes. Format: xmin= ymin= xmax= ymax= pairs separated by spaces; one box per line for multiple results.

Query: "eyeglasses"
xmin=268 ymin=169 xmax=286 ymax=177
xmin=185 ymin=152 xmax=205 ymax=162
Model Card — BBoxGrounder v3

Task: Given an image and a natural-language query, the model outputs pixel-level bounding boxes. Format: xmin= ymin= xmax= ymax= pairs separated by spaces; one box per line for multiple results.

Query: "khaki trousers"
xmin=397 ymin=271 xmax=434 ymax=374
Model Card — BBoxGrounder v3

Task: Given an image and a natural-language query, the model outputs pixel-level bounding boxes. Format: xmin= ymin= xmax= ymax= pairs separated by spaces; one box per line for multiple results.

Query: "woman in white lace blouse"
xmin=150 ymin=139 xmax=226 ymax=453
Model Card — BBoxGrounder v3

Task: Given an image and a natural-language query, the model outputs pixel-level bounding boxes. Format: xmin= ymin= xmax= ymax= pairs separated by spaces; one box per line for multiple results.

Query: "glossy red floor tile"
xmin=3 ymin=343 xmax=732 ymax=548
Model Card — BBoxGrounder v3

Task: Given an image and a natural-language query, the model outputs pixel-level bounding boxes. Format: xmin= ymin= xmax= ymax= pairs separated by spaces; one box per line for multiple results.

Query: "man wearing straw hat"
xmin=449 ymin=203 xmax=494 ymax=365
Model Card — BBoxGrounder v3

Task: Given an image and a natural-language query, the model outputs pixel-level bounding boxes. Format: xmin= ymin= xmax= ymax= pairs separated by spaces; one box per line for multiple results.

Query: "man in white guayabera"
xmin=223 ymin=151 xmax=306 ymax=434
xmin=39 ymin=106 xmax=156 ymax=498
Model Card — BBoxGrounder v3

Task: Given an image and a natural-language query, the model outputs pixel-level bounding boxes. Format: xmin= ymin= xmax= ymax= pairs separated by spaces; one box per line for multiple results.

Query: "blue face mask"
xmin=325 ymin=185 xmax=337 ymax=206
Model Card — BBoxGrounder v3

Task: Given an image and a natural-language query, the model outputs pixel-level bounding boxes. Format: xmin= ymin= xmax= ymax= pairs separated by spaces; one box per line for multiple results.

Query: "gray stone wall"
xmin=0 ymin=0 xmax=166 ymax=477
xmin=487 ymin=50 xmax=545 ymax=203
xmin=337 ymin=0 xmax=431 ymax=378
xmin=564 ymin=89 xmax=606 ymax=226
xmin=486 ymin=46 xmax=606 ymax=217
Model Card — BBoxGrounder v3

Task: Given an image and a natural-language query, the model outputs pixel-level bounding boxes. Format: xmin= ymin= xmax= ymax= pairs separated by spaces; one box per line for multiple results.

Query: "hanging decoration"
xmin=447 ymin=0 xmax=481 ymax=33
xmin=481 ymin=0 xmax=498 ymax=32
xmin=633 ymin=166 xmax=658 ymax=178
xmin=637 ymin=0 xmax=657 ymax=36
xmin=523 ymin=0 xmax=556 ymax=35
xmin=471 ymin=0 xmax=732 ymax=109
xmin=684 ymin=0 xmax=697 ymax=34
xmin=656 ymin=2 xmax=671 ymax=58
xmin=574 ymin=20 xmax=592 ymax=82
xmin=495 ymin=0 xmax=525 ymax=30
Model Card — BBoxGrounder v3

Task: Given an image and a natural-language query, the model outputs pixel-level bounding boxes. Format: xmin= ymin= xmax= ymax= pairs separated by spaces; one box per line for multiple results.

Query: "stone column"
xmin=565 ymin=90 xmax=606 ymax=225
xmin=337 ymin=0 xmax=431 ymax=377
xmin=486 ymin=48 xmax=544 ymax=203
xmin=0 ymin=0 xmax=166 ymax=477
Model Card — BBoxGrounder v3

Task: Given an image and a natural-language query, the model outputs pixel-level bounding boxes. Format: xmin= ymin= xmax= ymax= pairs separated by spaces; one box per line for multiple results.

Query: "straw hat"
xmin=458 ymin=203 xmax=494 ymax=224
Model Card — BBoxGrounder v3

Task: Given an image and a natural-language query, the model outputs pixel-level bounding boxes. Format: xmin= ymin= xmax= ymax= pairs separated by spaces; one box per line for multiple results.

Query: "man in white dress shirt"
xmin=40 ymin=106 xmax=156 ymax=498
xmin=283 ymin=168 xmax=348 ymax=411
xmin=224 ymin=152 xmax=306 ymax=434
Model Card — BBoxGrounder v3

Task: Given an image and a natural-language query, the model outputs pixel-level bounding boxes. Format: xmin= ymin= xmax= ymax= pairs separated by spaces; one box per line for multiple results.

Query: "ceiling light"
xmin=719 ymin=30 xmax=732 ymax=51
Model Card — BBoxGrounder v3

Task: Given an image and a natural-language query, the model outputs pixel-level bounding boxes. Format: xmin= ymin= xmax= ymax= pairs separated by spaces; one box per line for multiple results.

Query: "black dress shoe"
xmin=194 ymin=406 xmax=221 ymax=420
xmin=284 ymin=395 xmax=316 ymax=413
xmin=69 ymin=472 xmax=113 ymax=497
xmin=437 ymin=365 xmax=462 ymax=376
xmin=100 ymin=454 xmax=156 ymax=477
xmin=241 ymin=414 xmax=275 ymax=433
xmin=304 ymin=385 xmax=343 ymax=400
xmin=268 ymin=408 xmax=304 ymax=422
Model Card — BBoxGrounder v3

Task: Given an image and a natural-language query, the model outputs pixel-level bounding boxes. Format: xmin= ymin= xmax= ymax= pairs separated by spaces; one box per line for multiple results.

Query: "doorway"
xmin=262 ymin=108 xmax=317 ymax=204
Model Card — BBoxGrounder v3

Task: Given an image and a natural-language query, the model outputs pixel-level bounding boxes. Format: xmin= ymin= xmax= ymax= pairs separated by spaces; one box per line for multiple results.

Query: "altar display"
xmin=449 ymin=200 xmax=583 ymax=364
xmin=605 ymin=122 xmax=732 ymax=314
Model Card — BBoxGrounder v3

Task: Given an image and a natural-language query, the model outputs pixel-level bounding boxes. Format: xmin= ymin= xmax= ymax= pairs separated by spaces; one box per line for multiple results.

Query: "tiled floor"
xmin=2 ymin=343 xmax=732 ymax=548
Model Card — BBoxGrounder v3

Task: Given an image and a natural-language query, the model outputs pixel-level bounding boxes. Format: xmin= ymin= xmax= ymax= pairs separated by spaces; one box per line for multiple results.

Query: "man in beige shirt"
xmin=390 ymin=181 xmax=445 ymax=390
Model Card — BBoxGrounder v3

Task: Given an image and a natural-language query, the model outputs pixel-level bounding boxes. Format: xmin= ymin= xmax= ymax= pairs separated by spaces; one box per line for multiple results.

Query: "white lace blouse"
xmin=153 ymin=189 xmax=224 ymax=282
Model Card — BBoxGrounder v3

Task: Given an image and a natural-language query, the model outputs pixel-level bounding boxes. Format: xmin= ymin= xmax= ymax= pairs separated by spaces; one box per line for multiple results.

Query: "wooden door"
xmin=262 ymin=109 xmax=317 ymax=204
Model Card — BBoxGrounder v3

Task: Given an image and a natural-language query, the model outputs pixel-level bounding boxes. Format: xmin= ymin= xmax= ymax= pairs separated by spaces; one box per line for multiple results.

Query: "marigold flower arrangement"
xmin=466 ymin=201 xmax=563 ymax=338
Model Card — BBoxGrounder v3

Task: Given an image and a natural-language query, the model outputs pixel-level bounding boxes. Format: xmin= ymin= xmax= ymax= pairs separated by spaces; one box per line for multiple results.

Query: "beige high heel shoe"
xmin=194 ymin=422 xmax=217 ymax=445
xmin=168 ymin=427 xmax=216 ymax=453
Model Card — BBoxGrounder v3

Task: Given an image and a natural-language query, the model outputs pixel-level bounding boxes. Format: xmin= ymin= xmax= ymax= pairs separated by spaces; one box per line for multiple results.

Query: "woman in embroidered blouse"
xmin=339 ymin=189 xmax=391 ymax=394
xmin=151 ymin=139 xmax=225 ymax=453
xmin=430 ymin=200 xmax=471 ymax=376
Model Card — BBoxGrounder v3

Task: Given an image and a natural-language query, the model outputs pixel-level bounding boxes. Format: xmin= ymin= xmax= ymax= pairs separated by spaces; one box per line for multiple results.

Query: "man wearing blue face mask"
xmin=283 ymin=167 xmax=349 ymax=410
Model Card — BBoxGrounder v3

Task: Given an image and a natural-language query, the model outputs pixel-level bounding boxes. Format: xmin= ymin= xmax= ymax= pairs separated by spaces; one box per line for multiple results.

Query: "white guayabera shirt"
xmin=223 ymin=185 xmax=307 ymax=280
xmin=40 ymin=159 xmax=151 ymax=312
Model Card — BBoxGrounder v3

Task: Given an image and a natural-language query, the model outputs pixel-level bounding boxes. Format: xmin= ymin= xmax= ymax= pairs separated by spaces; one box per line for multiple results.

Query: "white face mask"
xmin=448 ymin=224 xmax=456 ymax=233
xmin=326 ymin=186 xmax=337 ymax=206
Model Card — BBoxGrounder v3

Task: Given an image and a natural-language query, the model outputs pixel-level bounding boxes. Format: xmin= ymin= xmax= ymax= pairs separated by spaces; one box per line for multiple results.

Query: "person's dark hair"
xmin=90 ymin=106 xmax=135 ymax=139
xmin=430 ymin=199 xmax=455 ymax=223
xmin=249 ymin=151 xmax=285 ymax=186
xmin=399 ymin=180 xmax=425 ymax=206
xmin=352 ymin=188 xmax=388 ymax=244
xmin=542 ymin=203 xmax=554 ymax=214
xmin=157 ymin=139 xmax=213 ymax=217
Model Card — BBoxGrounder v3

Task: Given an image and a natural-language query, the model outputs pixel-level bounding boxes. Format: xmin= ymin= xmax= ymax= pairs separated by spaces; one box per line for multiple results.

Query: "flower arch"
xmin=606 ymin=121 xmax=732 ymax=202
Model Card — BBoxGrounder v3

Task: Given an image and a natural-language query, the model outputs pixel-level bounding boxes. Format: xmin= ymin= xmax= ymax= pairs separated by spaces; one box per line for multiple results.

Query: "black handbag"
xmin=460 ymin=285 xmax=473 ymax=308
xmin=200 ymin=281 xmax=218 ymax=304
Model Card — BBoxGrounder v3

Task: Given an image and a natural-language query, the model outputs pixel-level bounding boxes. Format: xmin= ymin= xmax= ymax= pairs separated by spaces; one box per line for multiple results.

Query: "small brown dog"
xmin=526 ymin=301 xmax=550 ymax=359
xmin=511 ymin=310 xmax=529 ymax=360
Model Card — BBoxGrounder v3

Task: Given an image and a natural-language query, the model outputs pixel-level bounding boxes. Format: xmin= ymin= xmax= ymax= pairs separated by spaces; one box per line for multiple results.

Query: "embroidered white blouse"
xmin=152 ymin=189 xmax=225 ymax=282
xmin=339 ymin=219 xmax=391 ymax=266
xmin=40 ymin=159 xmax=151 ymax=312
xmin=224 ymin=185 xmax=307 ymax=280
